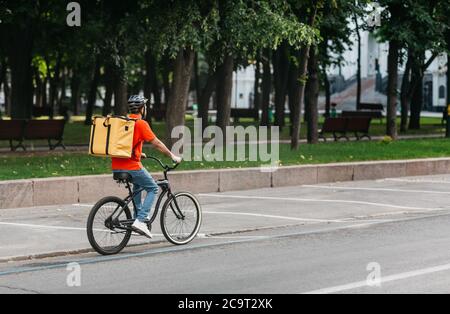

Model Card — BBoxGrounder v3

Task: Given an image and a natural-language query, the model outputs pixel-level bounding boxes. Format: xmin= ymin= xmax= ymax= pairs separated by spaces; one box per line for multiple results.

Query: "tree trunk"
xmin=42 ymin=76 xmax=48 ymax=111
xmin=70 ymin=71 xmax=81 ymax=116
xmin=409 ymin=68 xmax=423 ymax=130
xmin=113 ymin=77 xmax=128 ymax=117
xmin=272 ymin=43 xmax=290 ymax=129
xmin=162 ymin=57 xmax=173 ymax=105
xmin=33 ymin=66 xmax=43 ymax=108
xmin=291 ymin=45 xmax=311 ymax=150
xmin=166 ymin=48 xmax=195 ymax=147
xmin=144 ymin=50 xmax=156 ymax=122
xmin=305 ymin=48 xmax=319 ymax=144
xmin=49 ymin=54 xmax=62 ymax=119
xmin=261 ymin=49 xmax=272 ymax=126
xmin=59 ymin=67 xmax=67 ymax=114
xmin=194 ymin=53 xmax=201 ymax=105
xmin=407 ymin=52 xmax=435 ymax=130
xmin=400 ymin=52 xmax=412 ymax=132
xmin=6 ymin=23 xmax=34 ymax=120
xmin=0 ymin=61 xmax=3 ymax=119
xmin=198 ymin=70 xmax=218 ymax=132
xmin=102 ymin=64 xmax=114 ymax=116
xmin=85 ymin=56 xmax=101 ymax=125
xmin=447 ymin=52 xmax=450 ymax=109
xmin=0 ymin=59 xmax=7 ymax=119
xmin=152 ymin=75 xmax=162 ymax=113
xmin=323 ymin=70 xmax=331 ymax=117
xmin=288 ymin=57 xmax=298 ymax=136
xmin=386 ymin=40 xmax=400 ymax=139
xmin=216 ymin=54 xmax=234 ymax=132
xmin=253 ymin=56 xmax=262 ymax=118
xmin=354 ymin=12 xmax=362 ymax=110
xmin=291 ymin=3 xmax=317 ymax=150
xmin=4 ymin=72 xmax=11 ymax=116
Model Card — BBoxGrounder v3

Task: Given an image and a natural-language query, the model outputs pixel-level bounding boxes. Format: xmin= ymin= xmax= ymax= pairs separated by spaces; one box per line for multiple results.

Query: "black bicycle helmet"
xmin=128 ymin=95 xmax=148 ymax=113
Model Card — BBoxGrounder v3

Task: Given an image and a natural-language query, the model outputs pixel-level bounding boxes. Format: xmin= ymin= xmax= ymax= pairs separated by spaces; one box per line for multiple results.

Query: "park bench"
xmin=0 ymin=119 xmax=66 ymax=151
xmin=319 ymin=118 xmax=349 ymax=141
xmin=231 ymin=108 xmax=259 ymax=122
xmin=348 ymin=103 xmax=384 ymax=123
xmin=342 ymin=110 xmax=383 ymax=122
xmin=0 ymin=120 xmax=27 ymax=151
xmin=346 ymin=117 xmax=372 ymax=140
xmin=23 ymin=120 xmax=66 ymax=150
xmin=319 ymin=117 xmax=372 ymax=142
xmin=359 ymin=103 xmax=384 ymax=111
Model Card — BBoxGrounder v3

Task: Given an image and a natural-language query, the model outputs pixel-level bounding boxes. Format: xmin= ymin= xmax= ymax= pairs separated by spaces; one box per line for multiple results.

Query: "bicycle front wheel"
xmin=87 ymin=196 xmax=132 ymax=255
xmin=161 ymin=192 xmax=202 ymax=245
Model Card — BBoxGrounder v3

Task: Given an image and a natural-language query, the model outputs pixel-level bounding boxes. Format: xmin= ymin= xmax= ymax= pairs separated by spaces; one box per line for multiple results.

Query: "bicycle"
xmin=87 ymin=156 xmax=202 ymax=255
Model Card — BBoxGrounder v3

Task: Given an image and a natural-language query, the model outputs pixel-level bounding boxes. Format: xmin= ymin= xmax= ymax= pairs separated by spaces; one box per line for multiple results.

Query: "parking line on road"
xmin=303 ymin=185 xmax=450 ymax=195
xmin=71 ymin=204 xmax=343 ymax=223
xmin=385 ymin=178 xmax=450 ymax=185
xmin=203 ymin=211 xmax=342 ymax=223
xmin=200 ymin=194 xmax=439 ymax=211
xmin=0 ymin=222 xmax=206 ymax=238
xmin=303 ymin=262 xmax=450 ymax=294
xmin=0 ymin=222 xmax=88 ymax=232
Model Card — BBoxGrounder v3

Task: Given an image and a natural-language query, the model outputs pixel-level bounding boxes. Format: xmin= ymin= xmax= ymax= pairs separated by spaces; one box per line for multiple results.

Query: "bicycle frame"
xmin=106 ymin=161 xmax=186 ymax=232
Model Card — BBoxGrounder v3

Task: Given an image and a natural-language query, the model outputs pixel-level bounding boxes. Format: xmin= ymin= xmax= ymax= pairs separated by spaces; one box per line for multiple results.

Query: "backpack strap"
xmin=130 ymin=116 xmax=142 ymax=159
xmin=132 ymin=141 xmax=143 ymax=159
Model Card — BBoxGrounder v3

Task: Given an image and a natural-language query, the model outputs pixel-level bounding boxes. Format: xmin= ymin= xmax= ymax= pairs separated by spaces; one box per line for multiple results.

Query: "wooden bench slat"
xmin=0 ymin=119 xmax=66 ymax=151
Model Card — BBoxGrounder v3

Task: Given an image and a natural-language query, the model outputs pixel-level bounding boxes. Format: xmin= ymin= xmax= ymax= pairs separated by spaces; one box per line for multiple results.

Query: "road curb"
xmin=1 ymin=157 xmax=450 ymax=209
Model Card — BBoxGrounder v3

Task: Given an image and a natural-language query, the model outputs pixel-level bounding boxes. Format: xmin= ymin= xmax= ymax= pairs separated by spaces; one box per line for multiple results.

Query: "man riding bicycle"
xmin=112 ymin=95 xmax=182 ymax=239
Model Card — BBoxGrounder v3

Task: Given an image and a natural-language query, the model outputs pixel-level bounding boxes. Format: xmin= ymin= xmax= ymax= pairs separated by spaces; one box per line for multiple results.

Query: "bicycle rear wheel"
xmin=161 ymin=192 xmax=202 ymax=245
xmin=87 ymin=197 xmax=132 ymax=255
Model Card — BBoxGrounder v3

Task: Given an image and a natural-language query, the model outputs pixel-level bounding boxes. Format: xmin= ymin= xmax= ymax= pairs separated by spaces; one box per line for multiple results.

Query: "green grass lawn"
xmin=0 ymin=116 xmax=445 ymax=148
xmin=2 ymin=138 xmax=450 ymax=181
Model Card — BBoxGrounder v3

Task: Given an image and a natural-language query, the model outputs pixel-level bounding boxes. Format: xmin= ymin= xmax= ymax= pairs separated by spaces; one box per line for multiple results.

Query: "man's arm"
xmin=150 ymin=137 xmax=182 ymax=163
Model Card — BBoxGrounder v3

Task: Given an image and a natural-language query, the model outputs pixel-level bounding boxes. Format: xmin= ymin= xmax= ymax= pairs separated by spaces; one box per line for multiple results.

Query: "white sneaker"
xmin=132 ymin=220 xmax=153 ymax=239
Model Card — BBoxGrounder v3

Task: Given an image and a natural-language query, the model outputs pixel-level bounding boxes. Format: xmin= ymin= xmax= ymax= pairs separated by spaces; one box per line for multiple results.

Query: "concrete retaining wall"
xmin=2 ymin=157 xmax=450 ymax=209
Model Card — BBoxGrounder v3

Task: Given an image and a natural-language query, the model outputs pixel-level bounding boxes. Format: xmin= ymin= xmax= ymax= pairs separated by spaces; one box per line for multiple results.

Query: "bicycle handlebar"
xmin=145 ymin=155 xmax=180 ymax=172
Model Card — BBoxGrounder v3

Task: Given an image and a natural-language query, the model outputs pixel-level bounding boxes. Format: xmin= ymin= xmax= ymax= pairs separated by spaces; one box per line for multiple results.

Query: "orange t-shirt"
xmin=112 ymin=114 xmax=156 ymax=171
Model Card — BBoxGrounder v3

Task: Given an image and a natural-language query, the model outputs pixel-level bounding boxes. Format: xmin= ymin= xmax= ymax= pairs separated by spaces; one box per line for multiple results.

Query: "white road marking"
xmin=204 ymin=211 xmax=342 ymax=223
xmin=303 ymin=185 xmax=450 ymax=195
xmin=303 ymin=262 xmax=450 ymax=294
xmin=385 ymin=178 xmax=450 ymax=185
xmin=0 ymin=222 xmax=89 ymax=232
xmin=0 ymin=221 xmax=208 ymax=238
xmin=200 ymin=194 xmax=440 ymax=211
xmin=72 ymin=204 xmax=343 ymax=223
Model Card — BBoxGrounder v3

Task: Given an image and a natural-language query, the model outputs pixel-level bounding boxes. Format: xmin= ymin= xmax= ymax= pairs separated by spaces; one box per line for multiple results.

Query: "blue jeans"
xmin=113 ymin=169 xmax=159 ymax=222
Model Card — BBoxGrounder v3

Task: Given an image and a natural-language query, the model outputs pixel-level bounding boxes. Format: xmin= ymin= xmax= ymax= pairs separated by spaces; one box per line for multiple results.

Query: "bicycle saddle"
xmin=113 ymin=172 xmax=133 ymax=183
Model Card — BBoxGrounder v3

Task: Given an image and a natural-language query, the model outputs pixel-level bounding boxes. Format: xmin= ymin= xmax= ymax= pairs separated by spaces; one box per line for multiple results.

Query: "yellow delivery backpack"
xmin=89 ymin=116 xmax=136 ymax=158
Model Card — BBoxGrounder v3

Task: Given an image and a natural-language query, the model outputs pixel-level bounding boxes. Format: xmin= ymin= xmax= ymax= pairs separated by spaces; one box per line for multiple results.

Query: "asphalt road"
xmin=2 ymin=174 xmax=450 ymax=294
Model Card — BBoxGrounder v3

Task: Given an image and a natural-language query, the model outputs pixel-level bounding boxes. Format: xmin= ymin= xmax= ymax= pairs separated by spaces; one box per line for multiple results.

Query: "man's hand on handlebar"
xmin=171 ymin=153 xmax=182 ymax=164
